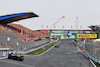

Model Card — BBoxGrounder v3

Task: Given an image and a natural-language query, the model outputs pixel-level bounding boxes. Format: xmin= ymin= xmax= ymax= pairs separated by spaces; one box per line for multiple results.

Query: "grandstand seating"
xmin=0 ymin=23 xmax=46 ymax=42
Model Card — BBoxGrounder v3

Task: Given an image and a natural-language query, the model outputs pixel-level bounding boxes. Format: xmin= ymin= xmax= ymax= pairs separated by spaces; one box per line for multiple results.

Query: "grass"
xmin=25 ymin=39 xmax=60 ymax=55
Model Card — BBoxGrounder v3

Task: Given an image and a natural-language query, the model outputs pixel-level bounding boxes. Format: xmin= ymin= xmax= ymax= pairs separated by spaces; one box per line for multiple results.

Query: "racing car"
xmin=55 ymin=45 xmax=59 ymax=48
xmin=8 ymin=53 xmax=24 ymax=61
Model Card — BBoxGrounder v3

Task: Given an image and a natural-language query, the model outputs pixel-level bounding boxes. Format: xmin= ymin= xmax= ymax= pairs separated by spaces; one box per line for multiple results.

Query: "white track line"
xmin=38 ymin=39 xmax=61 ymax=56
xmin=0 ymin=57 xmax=7 ymax=60
xmin=25 ymin=39 xmax=61 ymax=56
xmin=24 ymin=40 xmax=61 ymax=56
xmin=0 ymin=60 xmax=35 ymax=67
xmin=89 ymin=59 xmax=97 ymax=67
xmin=77 ymin=46 xmax=97 ymax=67
xmin=66 ymin=51 xmax=80 ymax=55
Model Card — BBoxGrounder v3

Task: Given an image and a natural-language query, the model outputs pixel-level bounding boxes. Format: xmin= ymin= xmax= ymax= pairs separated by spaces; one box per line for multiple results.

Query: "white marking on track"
xmin=0 ymin=57 xmax=7 ymax=59
xmin=66 ymin=51 xmax=80 ymax=55
xmin=77 ymin=47 xmax=97 ymax=67
xmin=38 ymin=39 xmax=61 ymax=56
xmin=89 ymin=59 xmax=97 ymax=67
xmin=0 ymin=60 xmax=35 ymax=67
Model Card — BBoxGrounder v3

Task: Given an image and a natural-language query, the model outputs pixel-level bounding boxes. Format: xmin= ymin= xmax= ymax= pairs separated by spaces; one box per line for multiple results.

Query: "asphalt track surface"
xmin=0 ymin=39 xmax=94 ymax=67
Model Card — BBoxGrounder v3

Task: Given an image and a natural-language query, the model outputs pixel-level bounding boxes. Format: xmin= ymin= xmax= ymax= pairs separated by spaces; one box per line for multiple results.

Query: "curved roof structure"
xmin=0 ymin=12 xmax=39 ymax=24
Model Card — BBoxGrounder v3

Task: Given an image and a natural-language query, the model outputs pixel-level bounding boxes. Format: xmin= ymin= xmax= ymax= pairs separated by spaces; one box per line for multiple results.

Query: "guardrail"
xmin=84 ymin=42 xmax=100 ymax=64
xmin=13 ymin=39 xmax=58 ymax=54
xmin=85 ymin=51 xmax=100 ymax=64
xmin=18 ymin=42 xmax=53 ymax=54
xmin=75 ymin=40 xmax=100 ymax=64
xmin=0 ymin=38 xmax=58 ymax=58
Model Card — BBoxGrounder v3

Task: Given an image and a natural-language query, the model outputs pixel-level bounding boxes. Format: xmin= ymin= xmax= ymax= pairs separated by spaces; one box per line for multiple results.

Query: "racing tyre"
xmin=18 ymin=57 xmax=20 ymax=61
xmin=8 ymin=54 xmax=11 ymax=59
xmin=20 ymin=57 xmax=24 ymax=61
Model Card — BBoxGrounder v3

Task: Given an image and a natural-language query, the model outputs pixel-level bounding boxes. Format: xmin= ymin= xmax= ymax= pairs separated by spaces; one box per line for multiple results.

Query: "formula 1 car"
xmin=8 ymin=53 xmax=24 ymax=61
xmin=55 ymin=45 xmax=59 ymax=48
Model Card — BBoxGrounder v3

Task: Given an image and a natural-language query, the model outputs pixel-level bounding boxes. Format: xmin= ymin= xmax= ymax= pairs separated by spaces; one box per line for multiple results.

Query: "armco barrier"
xmin=85 ymin=51 xmax=100 ymax=64
xmin=84 ymin=42 xmax=100 ymax=64
xmin=75 ymin=40 xmax=100 ymax=64
xmin=21 ymin=42 xmax=52 ymax=54
xmin=13 ymin=39 xmax=58 ymax=54
xmin=0 ymin=32 xmax=51 ymax=52
xmin=0 ymin=38 xmax=56 ymax=57
xmin=17 ymin=38 xmax=50 ymax=51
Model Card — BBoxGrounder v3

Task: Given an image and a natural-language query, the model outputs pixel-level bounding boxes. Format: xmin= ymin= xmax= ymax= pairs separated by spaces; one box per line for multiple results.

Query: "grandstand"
xmin=0 ymin=12 xmax=46 ymax=48
xmin=0 ymin=12 xmax=50 ymax=57
xmin=0 ymin=23 xmax=46 ymax=42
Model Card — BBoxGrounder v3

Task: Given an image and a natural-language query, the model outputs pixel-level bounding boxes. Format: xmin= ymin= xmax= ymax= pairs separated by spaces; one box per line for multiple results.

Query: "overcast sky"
xmin=0 ymin=0 xmax=100 ymax=30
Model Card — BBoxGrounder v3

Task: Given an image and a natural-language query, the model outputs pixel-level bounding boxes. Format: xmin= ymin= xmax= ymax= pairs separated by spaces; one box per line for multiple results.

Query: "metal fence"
xmin=17 ymin=39 xmax=50 ymax=51
xmin=0 ymin=32 xmax=51 ymax=51
xmin=0 ymin=32 xmax=18 ymax=48
xmin=85 ymin=42 xmax=100 ymax=58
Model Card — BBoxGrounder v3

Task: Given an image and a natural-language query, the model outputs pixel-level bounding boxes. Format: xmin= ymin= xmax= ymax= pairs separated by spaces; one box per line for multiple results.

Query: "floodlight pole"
xmin=75 ymin=17 xmax=78 ymax=29
xmin=75 ymin=17 xmax=78 ymax=42
xmin=26 ymin=29 xmax=28 ymax=50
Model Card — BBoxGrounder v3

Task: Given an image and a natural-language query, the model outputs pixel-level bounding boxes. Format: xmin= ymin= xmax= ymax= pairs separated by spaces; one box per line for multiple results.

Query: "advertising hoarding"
xmin=77 ymin=34 xmax=97 ymax=38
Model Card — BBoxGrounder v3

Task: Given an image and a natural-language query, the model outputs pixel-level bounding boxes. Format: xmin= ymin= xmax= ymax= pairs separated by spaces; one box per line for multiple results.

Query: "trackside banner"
xmin=77 ymin=34 xmax=97 ymax=38
xmin=50 ymin=31 xmax=64 ymax=36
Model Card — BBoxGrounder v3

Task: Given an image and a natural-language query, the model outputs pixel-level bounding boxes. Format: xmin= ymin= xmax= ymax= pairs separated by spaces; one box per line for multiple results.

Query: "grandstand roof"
xmin=0 ymin=12 xmax=39 ymax=24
